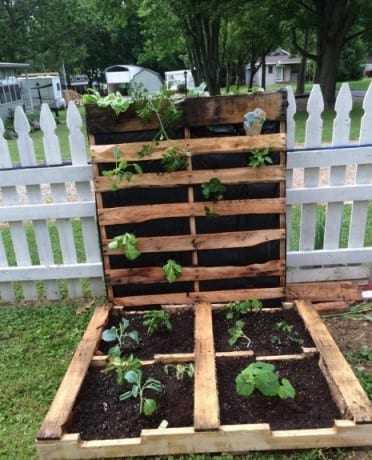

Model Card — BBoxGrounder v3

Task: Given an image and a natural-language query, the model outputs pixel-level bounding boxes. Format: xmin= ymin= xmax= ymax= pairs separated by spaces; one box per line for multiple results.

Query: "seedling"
xmin=102 ymin=318 xmax=139 ymax=353
xmin=228 ymin=320 xmax=251 ymax=348
xmin=162 ymin=259 xmax=183 ymax=283
xmin=204 ymin=206 xmax=220 ymax=219
xmin=82 ymin=89 xmax=132 ymax=116
xmin=236 ymin=361 xmax=296 ymax=399
xmin=161 ymin=145 xmax=189 ymax=172
xmin=120 ymin=369 xmax=162 ymax=416
xmin=103 ymin=146 xmax=142 ymax=191
xmin=108 ymin=232 xmax=141 ymax=261
xmin=248 ymin=147 xmax=272 ymax=168
xmin=270 ymin=321 xmax=304 ymax=346
xmin=143 ymin=310 xmax=172 ymax=335
xmin=225 ymin=298 xmax=263 ymax=319
xmin=164 ymin=363 xmax=195 ymax=380
xmin=201 ymin=177 xmax=226 ymax=201
xmin=106 ymin=353 xmax=142 ymax=385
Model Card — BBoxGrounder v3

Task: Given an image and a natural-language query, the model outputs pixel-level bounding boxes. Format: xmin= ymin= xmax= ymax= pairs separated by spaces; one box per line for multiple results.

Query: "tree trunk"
xmin=296 ymin=28 xmax=309 ymax=95
xmin=317 ymin=41 xmax=343 ymax=109
xmin=260 ymin=54 xmax=266 ymax=89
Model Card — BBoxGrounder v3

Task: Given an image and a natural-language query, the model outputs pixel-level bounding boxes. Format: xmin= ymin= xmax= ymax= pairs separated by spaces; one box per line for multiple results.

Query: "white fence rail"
xmin=0 ymin=84 xmax=371 ymax=301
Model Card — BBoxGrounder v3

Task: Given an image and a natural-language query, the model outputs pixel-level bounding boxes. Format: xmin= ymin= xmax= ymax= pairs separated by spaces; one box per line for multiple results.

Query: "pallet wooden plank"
xmin=104 ymin=229 xmax=285 ymax=254
xmin=98 ymin=198 xmax=285 ymax=225
xmin=113 ymin=287 xmax=285 ymax=307
xmin=91 ymin=133 xmax=286 ymax=162
xmin=94 ymin=165 xmax=285 ymax=192
xmin=194 ymin=302 xmax=219 ymax=430
xmin=286 ymin=281 xmax=362 ymax=302
xmin=106 ymin=260 xmax=285 ymax=285
xmin=295 ymin=300 xmax=372 ymax=422
xmin=37 ymin=305 xmax=111 ymax=440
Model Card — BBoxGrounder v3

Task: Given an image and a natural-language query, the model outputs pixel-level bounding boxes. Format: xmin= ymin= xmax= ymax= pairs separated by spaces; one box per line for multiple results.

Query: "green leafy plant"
xmin=161 ymin=145 xmax=189 ymax=172
xmin=164 ymin=363 xmax=195 ymax=380
xmin=101 ymin=318 xmax=139 ymax=354
xmin=228 ymin=320 xmax=251 ymax=348
xmin=143 ymin=310 xmax=172 ymax=335
xmin=248 ymin=147 xmax=273 ymax=168
xmin=236 ymin=361 xmax=296 ymax=399
xmin=162 ymin=259 xmax=183 ymax=283
xmin=204 ymin=206 xmax=220 ymax=219
xmin=106 ymin=353 xmax=142 ymax=385
xmin=82 ymin=89 xmax=132 ymax=116
xmin=103 ymin=146 xmax=142 ymax=191
xmin=270 ymin=321 xmax=304 ymax=347
xmin=108 ymin=232 xmax=141 ymax=261
xmin=201 ymin=177 xmax=226 ymax=201
xmin=120 ymin=369 xmax=162 ymax=416
xmin=225 ymin=298 xmax=263 ymax=319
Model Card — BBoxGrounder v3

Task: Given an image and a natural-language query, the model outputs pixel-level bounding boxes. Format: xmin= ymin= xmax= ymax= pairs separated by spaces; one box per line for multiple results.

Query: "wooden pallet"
xmin=36 ymin=92 xmax=372 ymax=459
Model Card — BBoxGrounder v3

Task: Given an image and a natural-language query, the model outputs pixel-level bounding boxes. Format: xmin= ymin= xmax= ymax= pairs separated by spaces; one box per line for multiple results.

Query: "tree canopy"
xmin=1 ymin=0 xmax=371 ymax=106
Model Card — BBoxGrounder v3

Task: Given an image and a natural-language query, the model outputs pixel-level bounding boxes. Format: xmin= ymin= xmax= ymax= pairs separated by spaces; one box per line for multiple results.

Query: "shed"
xmin=0 ymin=62 xmax=32 ymax=121
xmin=105 ymin=65 xmax=163 ymax=94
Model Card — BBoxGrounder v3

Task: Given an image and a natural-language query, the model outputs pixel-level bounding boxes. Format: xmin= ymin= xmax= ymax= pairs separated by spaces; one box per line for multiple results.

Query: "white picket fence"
xmin=0 ymin=84 xmax=371 ymax=302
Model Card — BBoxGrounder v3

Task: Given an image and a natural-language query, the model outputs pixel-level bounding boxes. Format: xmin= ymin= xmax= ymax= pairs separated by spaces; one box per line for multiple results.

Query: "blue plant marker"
xmin=243 ymin=108 xmax=266 ymax=135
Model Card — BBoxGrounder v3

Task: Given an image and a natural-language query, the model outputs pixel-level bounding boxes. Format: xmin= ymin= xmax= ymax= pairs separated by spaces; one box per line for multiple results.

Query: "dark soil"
xmin=216 ymin=355 xmax=342 ymax=429
xmin=213 ymin=308 xmax=315 ymax=355
xmin=97 ymin=309 xmax=194 ymax=359
xmin=69 ymin=362 xmax=194 ymax=439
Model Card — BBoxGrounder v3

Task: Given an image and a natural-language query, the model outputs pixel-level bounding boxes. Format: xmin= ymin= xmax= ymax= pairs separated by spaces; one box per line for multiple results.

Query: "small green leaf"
xmin=162 ymin=259 xmax=182 ymax=283
xmin=102 ymin=328 xmax=117 ymax=343
xmin=143 ymin=398 xmax=157 ymax=416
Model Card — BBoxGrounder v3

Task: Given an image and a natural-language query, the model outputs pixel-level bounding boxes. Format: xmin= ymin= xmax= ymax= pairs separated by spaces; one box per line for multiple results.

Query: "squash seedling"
xmin=120 ymin=369 xmax=163 ymax=416
xmin=108 ymin=232 xmax=141 ymax=261
xmin=235 ymin=361 xmax=296 ymax=399
xmin=228 ymin=320 xmax=251 ymax=348
xmin=143 ymin=310 xmax=172 ymax=335
xmin=164 ymin=363 xmax=195 ymax=381
xmin=106 ymin=353 xmax=142 ymax=385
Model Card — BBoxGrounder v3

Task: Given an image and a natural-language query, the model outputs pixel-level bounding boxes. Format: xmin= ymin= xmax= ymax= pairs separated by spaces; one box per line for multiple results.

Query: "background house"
xmin=105 ymin=65 xmax=163 ymax=94
xmin=0 ymin=62 xmax=32 ymax=121
xmin=246 ymin=48 xmax=301 ymax=87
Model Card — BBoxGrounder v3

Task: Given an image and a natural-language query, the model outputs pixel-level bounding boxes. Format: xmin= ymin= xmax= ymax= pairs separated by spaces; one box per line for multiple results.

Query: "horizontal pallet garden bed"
xmin=36 ymin=92 xmax=371 ymax=459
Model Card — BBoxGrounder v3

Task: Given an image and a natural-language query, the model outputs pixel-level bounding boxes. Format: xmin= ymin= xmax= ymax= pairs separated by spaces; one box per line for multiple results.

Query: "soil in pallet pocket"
xmin=213 ymin=308 xmax=315 ymax=355
xmin=69 ymin=362 xmax=194 ymax=439
xmin=97 ymin=309 xmax=194 ymax=359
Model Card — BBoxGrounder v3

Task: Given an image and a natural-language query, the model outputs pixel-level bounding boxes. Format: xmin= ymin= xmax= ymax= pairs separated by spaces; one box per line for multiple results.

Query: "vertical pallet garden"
xmin=36 ymin=92 xmax=371 ymax=460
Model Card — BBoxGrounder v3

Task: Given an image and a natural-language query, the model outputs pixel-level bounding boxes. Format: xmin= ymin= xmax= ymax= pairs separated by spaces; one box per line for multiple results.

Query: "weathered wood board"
xmin=37 ymin=92 xmax=371 ymax=459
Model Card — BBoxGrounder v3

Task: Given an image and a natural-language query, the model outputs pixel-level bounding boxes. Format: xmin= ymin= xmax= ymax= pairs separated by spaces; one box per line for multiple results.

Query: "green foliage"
xmin=102 ymin=146 xmax=143 ymax=191
xmin=161 ymin=145 xmax=189 ymax=172
xmin=164 ymin=362 xmax=195 ymax=380
xmin=228 ymin=320 xmax=251 ymax=348
xmin=106 ymin=353 xmax=142 ymax=385
xmin=101 ymin=318 xmax=139 ymax=351
xmin=248 ymin=148 xmax=272 ymax=168
xmin=225 ymin=298 xmax=263 ymax=319
xmin=120 ymin=369 xmax=162 ymax=416
xmin=270 ymin=321 xmax=304 ymax=347
xmin=236 ymin=361 xmax=296 ymax=399
xmin=143 ymin=310 xmax=172 ymax=335
xmin=201 ymin=178 xmax=226 ymax=201
xmin=162 ymin=259 xmax=183 ymax=283
xmin=108 ymin=232 xmax=141 ymax=261
xmin=82 ymin=89 xmax=132 ymax=116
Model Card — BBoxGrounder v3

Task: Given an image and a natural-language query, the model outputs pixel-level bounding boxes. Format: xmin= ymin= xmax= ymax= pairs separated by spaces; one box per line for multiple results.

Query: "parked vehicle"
xmin=18 ymin=73 xmax=66 ymax=111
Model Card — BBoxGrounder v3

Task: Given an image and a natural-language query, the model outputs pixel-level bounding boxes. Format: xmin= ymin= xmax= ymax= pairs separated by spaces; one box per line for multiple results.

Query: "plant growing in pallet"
xmin=225 ymin=298 xmax=263 ymax=319
xmin=106 ymin=353 xmax=142 ymax=385
xmin=101 ymin=318 xmax=139 ymax=356
xmin=228 ymin=320 xmax=251 ymax=348
xmin=108 ymin=232 xmax=141 ymax=260
xmin=120 ymin=369 xmax=163 ymax=416
xmin=164 ymin=363 xmax=195 ymax=381
xmin=103 ymin=146 xmax=143 ymax=191
xmin=162 ymin=259 xmax=183 ymax=283
xmin=270 ymin=321 xmax=304 ymax=348
xmin=201 ymin=177 xmax=226 ymax=201
xmin=143 ymin=310 xmax=172 ymax=335
xmin=247 ymin=147 xmax=272 ymax=167
xmin=236 ymin=361 xmax=296 ymax=399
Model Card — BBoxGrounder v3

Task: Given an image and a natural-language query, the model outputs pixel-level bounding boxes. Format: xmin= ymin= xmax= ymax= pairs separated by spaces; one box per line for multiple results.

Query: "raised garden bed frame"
xmin=36 ymin=92 xmax=372 ymax=459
